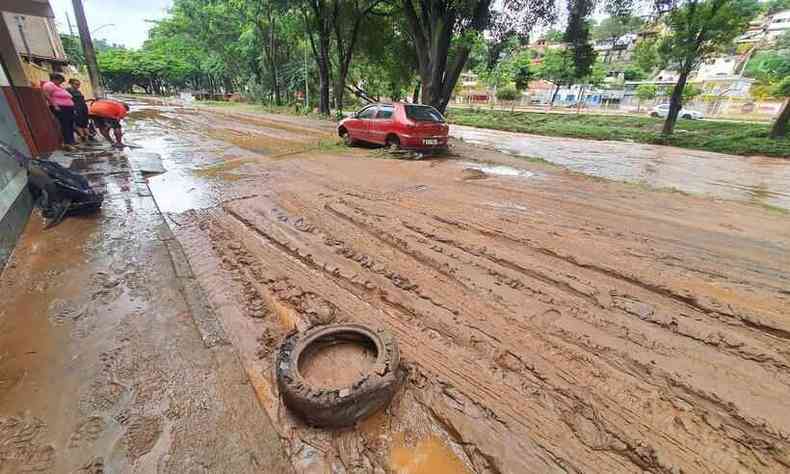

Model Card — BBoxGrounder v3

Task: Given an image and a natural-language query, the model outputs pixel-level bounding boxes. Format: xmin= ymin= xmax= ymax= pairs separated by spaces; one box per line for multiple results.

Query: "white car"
xmin=649 ymin=104 xmax=704 ymax=120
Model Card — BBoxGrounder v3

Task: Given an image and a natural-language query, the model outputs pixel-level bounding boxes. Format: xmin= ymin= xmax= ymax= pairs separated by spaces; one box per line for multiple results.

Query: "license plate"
xmin=423 ymin=139 xmax=438 ymax=145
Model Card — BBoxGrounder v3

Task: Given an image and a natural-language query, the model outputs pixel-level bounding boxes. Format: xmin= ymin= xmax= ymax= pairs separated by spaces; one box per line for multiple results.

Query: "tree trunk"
xmin=402 ymin=0 xmax=489 ymax=114
xmin=662 ymin=67 xmax=690 ymax=136
xmin=412 ymin=81 xmax=420 ymax=103
xmin=331 ymin=1 xmax=366 ymax=115
xmin=268 ymin=10 xmax=281 ymax=106
xmin=770 ymin=98 xmax=790 ymax=139
xmin=334 ymin=76 xmax=345 ymax=114
xmin=317 ymin=34 xmax=331 ymax=115
xmin=303 ymin=3 xmax=332 ymax=116
xmin=550 ymin=84 xmax=560 ymax=106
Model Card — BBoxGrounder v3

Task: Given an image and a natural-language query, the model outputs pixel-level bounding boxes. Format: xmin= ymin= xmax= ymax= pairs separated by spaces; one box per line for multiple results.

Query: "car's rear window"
xmin=405 ymin=105 xmax=445 ymax=122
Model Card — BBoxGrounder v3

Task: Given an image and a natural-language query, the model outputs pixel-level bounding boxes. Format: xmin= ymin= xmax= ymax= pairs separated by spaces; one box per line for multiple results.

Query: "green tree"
xmin=622 ymin=65 xmax=647 ymax=80
xmin=348 ymin=7 xmax=417 ymax=102
xmin=511 ymin=51 xmax=534 ymax=91
xmin=330 ymin=0 xmax=387 ymax=113
xmin=770 ymin=76 xmax=790 ymax=138
xmin=60 ymin=34 xmax=85 ymax=66
xmin=400 ymin=0 xmax=557 ymax=113
xmin=633 ymin=37 xmax=660 ymax=74
xmin=592 ymin=15 xmax=644 ymax=42
xmin=635 ymin=83 xmax=657 ymax=112
xmin=564 ymin=0 xmax=597 ymax=80
xmin=657 ymin=0 xmax=760 ymax=135
xmin=682 ymin=83 xmax=702 ymax=102
xmin=744 ymin=32 xmax=790 ymax=84
xmin=536 ymin=48 xmax=576 ymax=105
xmin=496 ymin=86 xmax=519 ymax=101
xmin=764 ymin=0 xmax=790 ymax=15
xmin=544 ymin=29 xmax=565 ymax=43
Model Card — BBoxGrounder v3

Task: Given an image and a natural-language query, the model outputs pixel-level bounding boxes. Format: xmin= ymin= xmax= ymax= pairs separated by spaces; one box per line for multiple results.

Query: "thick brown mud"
xmin=57 ymin=98 xmax=790 ymax=473
xmin=299 ymin=341 xmax=376 ymax=390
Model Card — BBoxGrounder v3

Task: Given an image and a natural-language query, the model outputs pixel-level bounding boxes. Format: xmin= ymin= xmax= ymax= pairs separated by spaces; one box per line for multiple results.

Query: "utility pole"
xmin=305 ymin=31 xmax=309 ymax=111
xmin=65 ymin=10 xmax=74 ymax=37
xmin=71 ymin=0 xmax=103 ymax=97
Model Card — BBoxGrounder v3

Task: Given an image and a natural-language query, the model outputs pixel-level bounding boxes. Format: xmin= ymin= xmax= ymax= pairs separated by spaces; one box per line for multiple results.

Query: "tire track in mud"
xmin=341 ymin=170 xmax=788 ymax=313
xmin=427 ymin=211 xmax=790 ymax=344
xmin=190 ymin=210 xmax=565 ymax=473
xmin=458 ymin=175 xmax=790 ymax=287
xmin=190 ymin=210 xmax=479 ymax=472
xmin=214 ymin=196 xmax=790 ymax=473
xmin=328 ymin=196 xmax=790 ymax=382
xmin=317 ymin=198 xmax=790 ymax=464
xmin=405 ymin=217 xmax=790 ymax=371
xmin=205 ymin=206 xmax=638 ymax=472
xmin=334 ymin=188 xmax=790 ymax=360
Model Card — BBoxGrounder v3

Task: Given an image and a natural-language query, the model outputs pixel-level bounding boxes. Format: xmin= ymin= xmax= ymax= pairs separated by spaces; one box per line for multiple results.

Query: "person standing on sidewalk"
xmin=42 ymin=73 xmax=76 ymax=149
xmin=66 ymin=78 xmax=91 ymax=143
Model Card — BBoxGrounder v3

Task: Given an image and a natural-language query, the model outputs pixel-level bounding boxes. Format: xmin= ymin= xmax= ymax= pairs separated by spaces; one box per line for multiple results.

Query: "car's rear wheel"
xmin=650 ymin=112 xmax=659 ymax=118
xmin=682 ymin=113 xmax=692 ymax=119
xmin=385 ymin=134 xmax=400 ymax=151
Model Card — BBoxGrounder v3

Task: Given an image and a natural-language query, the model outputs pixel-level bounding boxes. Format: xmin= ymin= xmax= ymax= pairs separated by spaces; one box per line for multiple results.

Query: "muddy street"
xmin=4 ymin=99 xmax=790 ymax=473
xmin=131 ymin=101 xmax=790 ymax=473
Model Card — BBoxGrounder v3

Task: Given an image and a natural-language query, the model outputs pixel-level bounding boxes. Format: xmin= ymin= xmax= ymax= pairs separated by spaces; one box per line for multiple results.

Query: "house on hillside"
xmin=689 ymin=55 xmax=754 ymax=98
xmin=765 ymin=10 xmax=790 ymax=40
xmin=735 ymin=9 xmax=790 ymax=44
xmin=594 ymin=33 xmax=639 ymax=64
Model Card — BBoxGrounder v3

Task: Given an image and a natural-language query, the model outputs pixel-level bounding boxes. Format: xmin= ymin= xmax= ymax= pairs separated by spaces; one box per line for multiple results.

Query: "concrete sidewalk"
xmin=0 ymin=145 xmax=291 ymax=472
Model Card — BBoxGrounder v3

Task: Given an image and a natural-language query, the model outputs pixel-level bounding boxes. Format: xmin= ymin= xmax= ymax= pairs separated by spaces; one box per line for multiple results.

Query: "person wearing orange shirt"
xmin=88 ymin=98 xmax=129 ymax=148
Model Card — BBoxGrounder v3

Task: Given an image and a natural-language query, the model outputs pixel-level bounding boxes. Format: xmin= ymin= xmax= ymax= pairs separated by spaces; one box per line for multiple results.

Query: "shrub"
xmin=496 ymin=86 xmax=519 ymax=102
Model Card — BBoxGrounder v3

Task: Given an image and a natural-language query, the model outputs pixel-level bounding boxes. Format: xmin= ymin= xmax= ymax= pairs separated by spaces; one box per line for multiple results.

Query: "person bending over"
xmin=89 ymin=98 xmax=129 ymax=148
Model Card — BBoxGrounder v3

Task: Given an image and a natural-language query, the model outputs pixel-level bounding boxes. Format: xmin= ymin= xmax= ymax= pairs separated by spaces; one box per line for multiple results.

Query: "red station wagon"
xmin=338 ymin=102 xmax=449 ymax=150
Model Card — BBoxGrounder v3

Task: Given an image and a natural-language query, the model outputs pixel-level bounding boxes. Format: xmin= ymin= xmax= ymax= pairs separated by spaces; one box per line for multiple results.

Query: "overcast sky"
xmin=49 ymin=0 xmax=172 ymax=48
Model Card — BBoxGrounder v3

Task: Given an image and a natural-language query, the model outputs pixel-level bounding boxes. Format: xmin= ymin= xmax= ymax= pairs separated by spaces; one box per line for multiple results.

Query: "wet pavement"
xmin=0 ymin=137 xmax=291 ymax=472
xmin=452 ymin=124 xmax=790 ymax=210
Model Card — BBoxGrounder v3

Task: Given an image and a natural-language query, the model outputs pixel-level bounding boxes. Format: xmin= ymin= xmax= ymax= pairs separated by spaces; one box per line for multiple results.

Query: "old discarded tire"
xmin=276 ymin=324 xmax=400 ymax=428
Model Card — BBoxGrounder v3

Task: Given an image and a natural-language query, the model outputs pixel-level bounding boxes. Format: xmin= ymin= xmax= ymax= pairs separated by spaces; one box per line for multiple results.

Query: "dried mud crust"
xmin=276 ymin=324 xmax=400 ymax=428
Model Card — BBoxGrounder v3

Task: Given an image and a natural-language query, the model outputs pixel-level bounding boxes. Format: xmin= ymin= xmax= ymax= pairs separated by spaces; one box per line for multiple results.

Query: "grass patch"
xmin=196 ymin=100 xmax=331 ymax=121
xmin=447 ymin=108 xmax=790 ymax=158
xmin=753 ymin=202 xmax=790 ymax=215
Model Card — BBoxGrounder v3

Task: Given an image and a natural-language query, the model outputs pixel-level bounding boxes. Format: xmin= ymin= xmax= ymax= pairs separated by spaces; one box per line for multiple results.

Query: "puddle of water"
xmin=299 ymin=341 xmax=376 ymax=390
xmin=390 ymin=434 xmax=470 ymax=474
xmin=461 ymin=161 xmax=536 ymax=178
xmin=123 ymin=122 xmax=238 ymax=214
xmin=452 ymin=125 xmax=790 ymax=210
